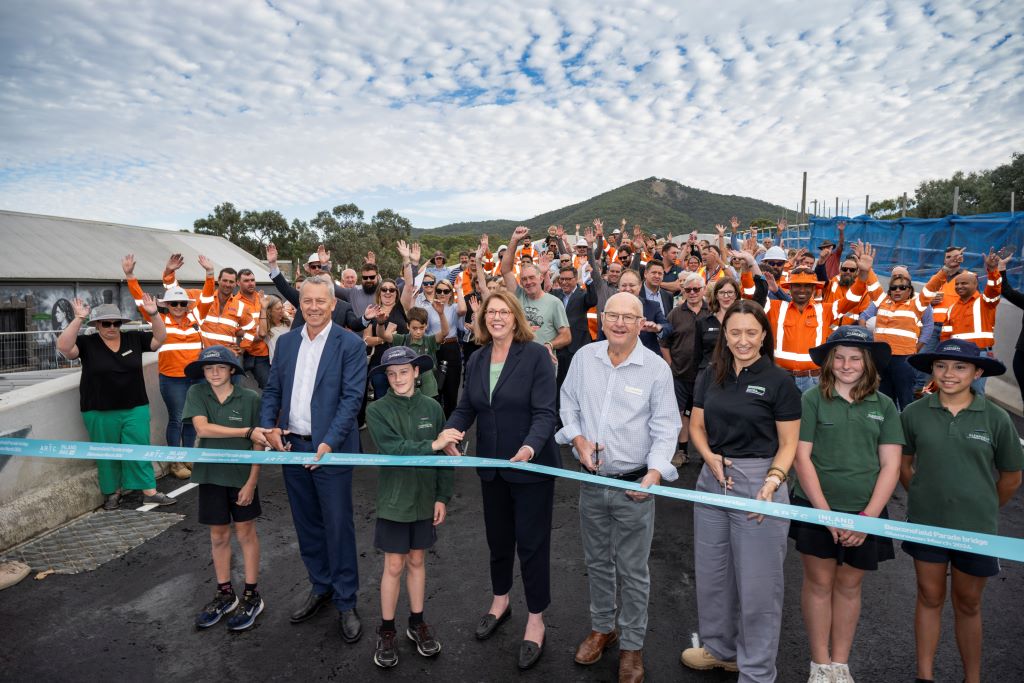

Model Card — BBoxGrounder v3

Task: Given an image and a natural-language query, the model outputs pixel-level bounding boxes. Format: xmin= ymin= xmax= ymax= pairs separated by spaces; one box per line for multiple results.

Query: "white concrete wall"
xmin=0 ymin=355 xmax=168 ymax=551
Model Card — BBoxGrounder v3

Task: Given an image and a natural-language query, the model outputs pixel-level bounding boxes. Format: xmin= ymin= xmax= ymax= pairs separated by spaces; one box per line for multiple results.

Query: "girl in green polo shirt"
xmin=900 ymin=339 xmax=1023 ymax=683
xmin=791 ymin=326 xmax=905 ymax=683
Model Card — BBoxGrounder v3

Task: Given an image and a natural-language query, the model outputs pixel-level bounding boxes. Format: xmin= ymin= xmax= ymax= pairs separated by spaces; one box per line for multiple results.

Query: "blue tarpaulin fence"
xmin=807 ymin=213 xmax=1024 ymax=288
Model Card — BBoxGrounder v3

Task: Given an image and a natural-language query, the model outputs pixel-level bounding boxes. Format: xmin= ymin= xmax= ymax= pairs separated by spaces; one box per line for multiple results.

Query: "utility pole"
xmin=865 ymin=195 xmax=870 ymax=215
xmin=812 ymin=199 xmax=818 ymax=217
xmin=953 ymin=186 xmax=960 ymax=214
xmin=835 ymin=196 xmax=839 ymax=217
xmin=1011 ymin=191 xmax=1015 ymax=215
xmin=901 ymin=192 xmax=908 ymax=217
xmin=800 ymin=171 xmax=807 ymax=226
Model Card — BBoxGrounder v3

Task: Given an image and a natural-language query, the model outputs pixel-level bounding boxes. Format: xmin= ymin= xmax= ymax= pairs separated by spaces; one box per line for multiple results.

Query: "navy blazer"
xmin=552 ymin=286 xmax=598 ymax=356
xmin=260 ymin=323 xmax=367 ymax=453
xmin=446 ymin=341 xmax=560 ymax=483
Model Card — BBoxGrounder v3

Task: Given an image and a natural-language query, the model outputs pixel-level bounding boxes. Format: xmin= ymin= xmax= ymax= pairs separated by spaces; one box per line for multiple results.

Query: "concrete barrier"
xmin=0 ymin=355 xmax=168 ymax=552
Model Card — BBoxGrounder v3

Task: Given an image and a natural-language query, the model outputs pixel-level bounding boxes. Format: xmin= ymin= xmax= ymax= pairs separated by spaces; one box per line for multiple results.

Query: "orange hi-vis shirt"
xmin=764 ymin=296 xmax=859 ymax=372
xmin=940 ymin=270 xmax=1001 ymax=348
xmin=236 ymin=292 xmax=269 ymax=357
xmin=855 ymin=270 xmax=943 ymax=356
xmin=165 ymin=274 xmax=257 ymax=350
xmin=929 ymin=274 xmax=961 ymax=324
xmin=740 ymin=272 xmax=757 ymax=298
xmin=456 ymin=269 xmax=476 ymax=298
xmin=699 ymin=265 xmax=727 ymax=284
xmin=823 ymin=272 xmax=883 ymax=328
xmin=516 ymin=244 xmax=538 ymax=262
xmin=129 ymin=276 xmax=213 ymax=377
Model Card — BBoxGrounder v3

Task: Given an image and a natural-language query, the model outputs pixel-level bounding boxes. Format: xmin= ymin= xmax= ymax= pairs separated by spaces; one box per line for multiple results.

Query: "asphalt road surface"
xmin=2 ymin=429 xmax=1024 ymax=682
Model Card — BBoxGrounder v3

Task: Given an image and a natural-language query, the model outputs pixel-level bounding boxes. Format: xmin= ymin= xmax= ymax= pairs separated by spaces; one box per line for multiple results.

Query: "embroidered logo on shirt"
xmin=624 ymin=386 xmax=643 ymax=396
xmin=867 ymin=412 xmax=885 ymax=421
xmin=965 ymin=430 xmax=991 ymax=444
xmin=746 ymin=385 xmax=766 ymax=396
xmin=418 ymin=417 xmax=435 ymax=430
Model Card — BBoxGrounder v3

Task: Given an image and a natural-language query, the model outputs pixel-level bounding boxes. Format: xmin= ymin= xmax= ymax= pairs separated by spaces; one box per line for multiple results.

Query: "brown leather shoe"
xmin=619 ymin=649 xmax=644 ymax=683
xmin=574 ymin=629 xmax=619 ymax=665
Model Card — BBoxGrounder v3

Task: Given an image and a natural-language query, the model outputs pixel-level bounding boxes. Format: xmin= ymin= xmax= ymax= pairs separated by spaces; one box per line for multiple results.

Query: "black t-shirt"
xmin=77 ymin=331 xmax=154 ymax=412
xmin=693 ymin=354 xmax=802 ymax=458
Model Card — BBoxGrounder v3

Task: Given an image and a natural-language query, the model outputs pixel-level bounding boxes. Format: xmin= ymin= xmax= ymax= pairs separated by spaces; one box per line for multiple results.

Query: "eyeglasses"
xmin=683 ymin=287 xmax=704 ymax=293
xmin=763 ymin=260 xmax=785 ymax=267
xmin=435 ymin=288 xmax=452 ymax=294
xmin=485 ymin=309 xmax=512 ymax=318
xmin=307 ymin=262 xmax=323 ymax=270
xmin=840 ymin=267 xmax=858 ymax=273
xmin=718 ymin=290 xmax=737 ymax=298
xmin=98 ymin=321 xmax=123 ymax=328
xmin=422 ymin=281 xmax=435 ymax=287
xmin=166 ymin=301 xmax=188 ymax=307
xmin=361 ymin=275 xmax=376 ymax=281
xmin=890 ymin=284 xmax=911 ymax=291
xmin=379 ymin=287 xmax=397 ymax=294
xmin=603 ymin=312 xmax=641 ymax=324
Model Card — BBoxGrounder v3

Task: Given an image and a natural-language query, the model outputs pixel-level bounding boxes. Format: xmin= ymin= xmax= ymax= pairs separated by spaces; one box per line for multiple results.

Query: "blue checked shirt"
xmin=556 ymin=340 xmax=681 ymax=482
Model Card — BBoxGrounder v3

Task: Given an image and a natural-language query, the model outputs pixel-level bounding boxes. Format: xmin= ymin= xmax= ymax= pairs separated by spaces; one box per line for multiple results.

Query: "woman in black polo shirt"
xmin=681 ymin=299 xmax=802 ymax=681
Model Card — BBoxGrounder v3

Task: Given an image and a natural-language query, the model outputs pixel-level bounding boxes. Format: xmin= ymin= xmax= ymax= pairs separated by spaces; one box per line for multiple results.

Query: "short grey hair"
xmin=681 ymin=272 xmax=704 ymax=288
xmin=300 ymin=275 xmax=333 ymax=293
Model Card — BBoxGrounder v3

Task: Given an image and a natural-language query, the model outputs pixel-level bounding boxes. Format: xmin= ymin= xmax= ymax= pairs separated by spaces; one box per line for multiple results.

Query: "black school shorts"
xmin=673 ymin=376 xmax=695 ymax=415
xmin=788 ymin=495 xmax=895 ymax=571
xmin=197 ymin=483 xmax=261 ymax=525
xmin=902 ymin=540 xmax=1000 ymax=578
xmin=374 ymin=518 xmax=436 ymax=554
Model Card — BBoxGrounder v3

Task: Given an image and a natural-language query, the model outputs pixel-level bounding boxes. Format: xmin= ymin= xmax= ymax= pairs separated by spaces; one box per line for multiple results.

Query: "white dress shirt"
xmin=288 ymin=323 xmax=332 ymax=435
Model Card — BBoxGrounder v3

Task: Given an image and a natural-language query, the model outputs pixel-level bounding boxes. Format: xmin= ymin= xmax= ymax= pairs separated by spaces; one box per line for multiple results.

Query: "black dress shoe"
xmin=339 ymin=607 xmax=362 ymax=643
xmin=474 ymin=607 xmax=512 ymax=640
xmin=289 ymin=590 xmax=333 ymax=624
xmin=517 ymin=639 xmax=543 ymax=670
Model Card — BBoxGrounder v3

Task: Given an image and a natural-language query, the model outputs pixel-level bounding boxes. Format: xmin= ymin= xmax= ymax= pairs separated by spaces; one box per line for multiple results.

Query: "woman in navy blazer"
xmin=441 ymin=289 xmax=559 ymax=670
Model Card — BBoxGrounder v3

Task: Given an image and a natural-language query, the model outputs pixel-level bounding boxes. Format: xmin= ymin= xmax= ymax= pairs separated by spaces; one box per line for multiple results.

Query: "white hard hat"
xmin=497 ymin=244 xmax=508 ymax=252
xmin=307 ymin=252 xmax=320 ymax=264
xmin=158 ymin=286 xmax=193 ymax=304
xmin=763 ymin=246 xmax=788 ymax=261
xmin=575 ymin=238 xmax=588 ymax=247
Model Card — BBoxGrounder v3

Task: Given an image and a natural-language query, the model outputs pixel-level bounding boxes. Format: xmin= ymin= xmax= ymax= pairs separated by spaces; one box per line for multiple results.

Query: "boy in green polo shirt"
xmin=901 ymin=339 xmax=1023 ymax=683
xmin=383 ymin=306 xmax=442 ymax=401
xmin=181 ymin=346 xmax=269 ymax=632
xmin=364 ymin=346 xmax=460 ymax=669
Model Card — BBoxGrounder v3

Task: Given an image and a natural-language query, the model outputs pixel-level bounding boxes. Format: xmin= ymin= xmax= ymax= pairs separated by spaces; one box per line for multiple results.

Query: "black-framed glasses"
xmin=166 ymin=301 xmax=188 ymax=307
xmin=98 ymin=321 xmax=123 ymax=328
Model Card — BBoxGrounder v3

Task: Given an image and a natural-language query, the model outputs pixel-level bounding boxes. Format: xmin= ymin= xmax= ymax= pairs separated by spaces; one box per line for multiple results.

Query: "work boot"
xmin=170 ymin=462 xmax=191 ymax=479
xmin=681 ymin=646 xmax=739 ymax=672
xmin=619 ymin=649 xmax=644 ymax=683
xmin=103 ymin=492 xmax=121 ymax=510
xmin=574 ymin=629 xmax=619 ymax=665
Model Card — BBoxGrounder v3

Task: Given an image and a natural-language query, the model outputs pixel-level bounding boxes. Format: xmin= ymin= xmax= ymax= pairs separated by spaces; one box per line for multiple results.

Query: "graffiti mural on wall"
xmin=0 ymin=284 xmax=135 ymax=333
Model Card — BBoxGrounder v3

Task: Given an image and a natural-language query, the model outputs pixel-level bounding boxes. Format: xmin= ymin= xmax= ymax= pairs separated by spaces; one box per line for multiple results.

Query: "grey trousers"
xmin=579 ymin=480 xmax=656 ymax=650
xmin=694 ymin=458 xmax=790 ymax=683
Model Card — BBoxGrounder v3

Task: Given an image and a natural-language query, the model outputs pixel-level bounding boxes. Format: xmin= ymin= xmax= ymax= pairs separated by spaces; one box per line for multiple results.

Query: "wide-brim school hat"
xmin=907 ymin=339 xmax=1006 ymax=377
xmin=780 ymin=271 xmax=825 ymax=290
xmin=184 ymin=345 xmax=244 ymax=379
xmin=809 ymin=325 xmax=892 ymax=369
xmin=368 ymin=345 xmax=434 ymax=378
xmin=87 ymin=304 xmax=131 ymax=326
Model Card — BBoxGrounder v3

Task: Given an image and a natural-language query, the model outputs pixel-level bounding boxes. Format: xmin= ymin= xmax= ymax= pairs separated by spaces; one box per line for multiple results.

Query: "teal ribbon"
xmin=2 ymin=437 xmax=1021 ymax=562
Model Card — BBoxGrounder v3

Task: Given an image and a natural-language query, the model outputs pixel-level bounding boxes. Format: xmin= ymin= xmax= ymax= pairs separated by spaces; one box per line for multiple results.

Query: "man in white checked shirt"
xmin=556 ymin=292 xmax=681 ymax=683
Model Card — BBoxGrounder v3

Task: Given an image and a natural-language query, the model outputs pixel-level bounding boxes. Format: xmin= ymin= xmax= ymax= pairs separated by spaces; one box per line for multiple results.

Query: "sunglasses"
xmin=166 ymin=301 xmax=188 ymax=307
xmin=361 ymin=275 xmax=376 ymax=281
xmin=890 ymin=284 xmax=911 ymax=291
xmin=379 ymin=287 xmax=397 ymax=294
xmin=307 ymin=262 xmax=323 ymax=270
xmin=422 ymin=281 xmax=435 ymax=287
xmin=683 ymin=287 xmax=704 ymax=293
xmin=840 ymin=267 xmax=858 ymax=273
xmin=435 ymin=288 xmax=453 ymax=294
xmin=98 ymin=321 xmax=123 ymax=328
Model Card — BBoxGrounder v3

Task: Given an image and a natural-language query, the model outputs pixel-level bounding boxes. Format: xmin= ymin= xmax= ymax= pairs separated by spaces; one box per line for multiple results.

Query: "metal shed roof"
xmin=0 ymin=210 xmax=272 ymax=284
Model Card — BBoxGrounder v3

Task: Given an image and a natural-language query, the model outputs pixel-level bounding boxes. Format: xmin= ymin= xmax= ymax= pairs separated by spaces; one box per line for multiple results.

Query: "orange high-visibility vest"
xmin=861 ymin=271 xmax=943 ymax=355
xmin=940 ymin=270 xmax=1001 ymax=348
xmin=822 ymin=272 xmax=883 ymax=328
xmin=130 ymin=276 xmax=213 ymax=377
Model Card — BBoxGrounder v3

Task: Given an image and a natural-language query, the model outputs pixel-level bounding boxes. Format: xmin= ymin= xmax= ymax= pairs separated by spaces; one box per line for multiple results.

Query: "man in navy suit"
xmin=550 ymin=266 xmax=597 ymax=393
xmin=260 ymin=275 xmax=368 ymax=643
xmin=265 ymin=242 xmax=362 ymax=332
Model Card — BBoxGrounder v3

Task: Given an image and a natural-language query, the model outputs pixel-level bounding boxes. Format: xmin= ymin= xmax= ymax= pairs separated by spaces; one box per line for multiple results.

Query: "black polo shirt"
xmin=693 ymin=354 xmax=802 ymax=458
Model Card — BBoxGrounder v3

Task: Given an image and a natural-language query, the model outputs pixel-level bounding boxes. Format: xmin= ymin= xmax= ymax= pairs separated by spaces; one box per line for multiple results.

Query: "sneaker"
xmin=831 ymin=663 xmax=855 ymax=683
xmin=808 ymin=661 xmax=835 ymax=683
xmin=680 ymin=646 xmax=739 ymax=672
xmin=143 ymin=492 xmax=178 ymax=506
xmin=227 ymin=591 xmax=264 ymax=631
xmin=373 ymin=627 xmax=399 ymax=668
xmin=406 ymin=621 xmax=442 ymax=657
xmin=195 ymin=591 xmax=239 ymax=629
xmin=103 ymin=493 xmax=121 ymax=510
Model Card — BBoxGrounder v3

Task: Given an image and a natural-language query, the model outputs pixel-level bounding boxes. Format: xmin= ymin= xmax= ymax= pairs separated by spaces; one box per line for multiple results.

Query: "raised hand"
xmin=364 ymin=304 xmax=380 ymax=320
xmin=715 ymin=224 xmax=726 ymax=236
xmin=837 ymin=220 xmax=846 ymax=232
xmin=984 ymin=247 xmax=1000 ymax=272
xmin=197 ymin=254 xmax=214 ymax=273
xmin=584 ymin=226 xmax=596 ymax=246
xmin=592 ymin=218 xmax=603 ymax=234
xmin=763 ymin=271 xmax=779 ymax=293
xmin=365 ymin=250 xmax=376 ymax=264
xmin=633 ymin=224 xmax=642 ymax=239
xmin=165 ymin=253 xmax=184 ymax=273
xmin=538 ymin=250 xmax=552 ymax=269
xmin=998 ymin=246 xmax=1014 ymax=272
xmin=141 ymin=292 xmax=158 ymax=316
xmin=72 ymin=298 xmax=91 ymax=320
xmin=511 ymin=225 xmax=529 ymax=245
xmin=396 ymin=240 xmax=411 ymax=260
xmin=857 ymin=242 xmax=875 ymax=273
xmin=730 ymin=216 xmax=740 ymax=230
xmin=556 ymin=224 xmax=566 ymax=238
xmin=777 ymin=218 xmax=788 ymax=232
xmin=317 ymin=244 xmax=331 ymax=264
xmin=121 ymin=253 xmax=136 ymax=277
xmin=410 ymin=242 xmax=422 ymax=263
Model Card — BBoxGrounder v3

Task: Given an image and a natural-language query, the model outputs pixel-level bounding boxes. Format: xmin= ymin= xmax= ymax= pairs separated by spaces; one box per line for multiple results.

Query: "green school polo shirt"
xmin=901 ymin=392 xmax=1024 ymax=534
xmin=793 ymin=387 xmax=905 ymax=513
xmin=391 ymin=332 xmax=439 ymax=397
xmin=182 ymin=383 xmax=261 ymax=489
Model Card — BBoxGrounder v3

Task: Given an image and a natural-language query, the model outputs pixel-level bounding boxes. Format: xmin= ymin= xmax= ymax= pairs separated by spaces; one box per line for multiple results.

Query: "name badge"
xmin=121 ymin=349 xmax=134 ymax=357
xmin=624 ymin=386 xmax=643 ymax=396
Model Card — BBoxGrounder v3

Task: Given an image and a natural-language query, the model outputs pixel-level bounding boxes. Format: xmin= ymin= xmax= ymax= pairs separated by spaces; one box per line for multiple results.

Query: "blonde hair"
xmin=475 ymin=290 xmax=535 ymax=346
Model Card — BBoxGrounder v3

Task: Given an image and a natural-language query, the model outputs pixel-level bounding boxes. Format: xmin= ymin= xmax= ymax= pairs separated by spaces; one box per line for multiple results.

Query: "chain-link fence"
xmin=0 ymin=331 xmax=80 ymax=373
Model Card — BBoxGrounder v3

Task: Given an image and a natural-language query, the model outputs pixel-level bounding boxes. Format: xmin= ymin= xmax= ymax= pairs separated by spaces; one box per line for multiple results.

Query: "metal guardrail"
xmin=0 ymin=324 xmax=152 ymax=373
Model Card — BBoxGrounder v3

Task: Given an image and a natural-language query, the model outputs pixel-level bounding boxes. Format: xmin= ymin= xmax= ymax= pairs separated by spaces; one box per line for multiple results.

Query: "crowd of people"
xmin=56 ymin=216 xmax=1024 ymax=683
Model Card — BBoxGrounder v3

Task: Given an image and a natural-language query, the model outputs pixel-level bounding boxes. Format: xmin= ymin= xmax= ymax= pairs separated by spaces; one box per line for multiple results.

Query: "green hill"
xmin=414 ymin=177 xmax=792 ymax=239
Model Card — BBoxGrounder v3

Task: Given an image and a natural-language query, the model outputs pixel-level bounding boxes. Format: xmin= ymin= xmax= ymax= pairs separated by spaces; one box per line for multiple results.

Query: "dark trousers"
xmin=158 ymin=374 xmax=199 ymax=448
xmin=1014 ymin=349 xmax=1024 ymax=409
xmin=480 ymin=474 xmax=554 ymax=613
xmin=282 ymin=436 xmax=359 ymax=611
xmin=243 ymin=353 xmax=270 ymax=389
xmin=879 ymin=354 xmax=916 ymax=411
xmin=437 ymin=341 xmax=462 ymax=419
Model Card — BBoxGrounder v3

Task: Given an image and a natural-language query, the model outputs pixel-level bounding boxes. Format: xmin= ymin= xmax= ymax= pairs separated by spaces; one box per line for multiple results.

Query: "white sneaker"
xmin=831 ymin=662 xmax=855 ymax=683
xmin=808 ymin=661 xmax=834 ymax=683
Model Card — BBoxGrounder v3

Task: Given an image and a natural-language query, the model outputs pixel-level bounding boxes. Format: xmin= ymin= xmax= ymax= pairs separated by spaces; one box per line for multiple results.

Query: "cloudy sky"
xmin=1 ymin=0 xmax=1021 ymax=230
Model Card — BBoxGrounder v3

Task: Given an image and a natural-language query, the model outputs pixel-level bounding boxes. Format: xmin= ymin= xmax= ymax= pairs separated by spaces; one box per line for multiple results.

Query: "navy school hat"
xmin=809 ymin=325 xmax=892 ymax=369
xmin=184 ymin=345 xmax=244 ymax=379
xmin=369 ymin=345 xmax=434 ymax=379
xmin=907 ymin=339 xmax=1005 ymax=378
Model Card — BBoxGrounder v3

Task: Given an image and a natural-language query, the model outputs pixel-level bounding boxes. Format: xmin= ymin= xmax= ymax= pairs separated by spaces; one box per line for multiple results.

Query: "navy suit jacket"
xmin=260 ymin=323 xmax=367 ymax=453
xmin=640 ymin=298 xmax=672 ymax=355
xmin=552 ymin=286 xmax=598 ymax=356
xmin=446 ymin=341 xmax=560 ymax=483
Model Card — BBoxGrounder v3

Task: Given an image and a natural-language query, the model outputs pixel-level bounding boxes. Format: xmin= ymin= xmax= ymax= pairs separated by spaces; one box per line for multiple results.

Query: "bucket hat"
xmin=184 ymin=345 xmax=244 ymax=379
xmin=369 ymin=345 xmax=434 ymax=379
xmin=809 ymin=325 xmax=892 ymax=369
xmin=88 ymin=304 xmax=131 ymax=326
xmin=908 ymin=339 xmax=1005 ymax=377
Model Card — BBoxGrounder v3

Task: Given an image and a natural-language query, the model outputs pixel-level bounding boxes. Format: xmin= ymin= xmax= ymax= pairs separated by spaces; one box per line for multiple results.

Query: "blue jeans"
xmin=879 ymin=355 xmax=916 ymax=411
xmin=972 ymin=349 xmax=993 ymax=394
xmin=243 ymin=353 xmax=270 ymax=389
xmin=793 ymin=374 xmax=819 ymax=393
xmin=158 ymin=374 xmax=199 ymax=448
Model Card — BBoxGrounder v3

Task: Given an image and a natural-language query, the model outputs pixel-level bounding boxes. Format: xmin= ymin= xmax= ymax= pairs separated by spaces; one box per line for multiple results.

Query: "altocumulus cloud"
xmin=0 ymin=0 xmax=1021 ymax=228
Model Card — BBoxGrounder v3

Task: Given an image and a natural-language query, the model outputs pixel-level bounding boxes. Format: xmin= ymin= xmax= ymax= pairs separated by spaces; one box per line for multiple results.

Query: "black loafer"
xmin=289 ymin=590 xmax=333 ymax=624
xmin=474 ymin=607 xmax=512 ymax=640
xmin=517 ymin=639 xmax=543 ymax=670
xmin=339 ymin=607 xmax=362 ymax=643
